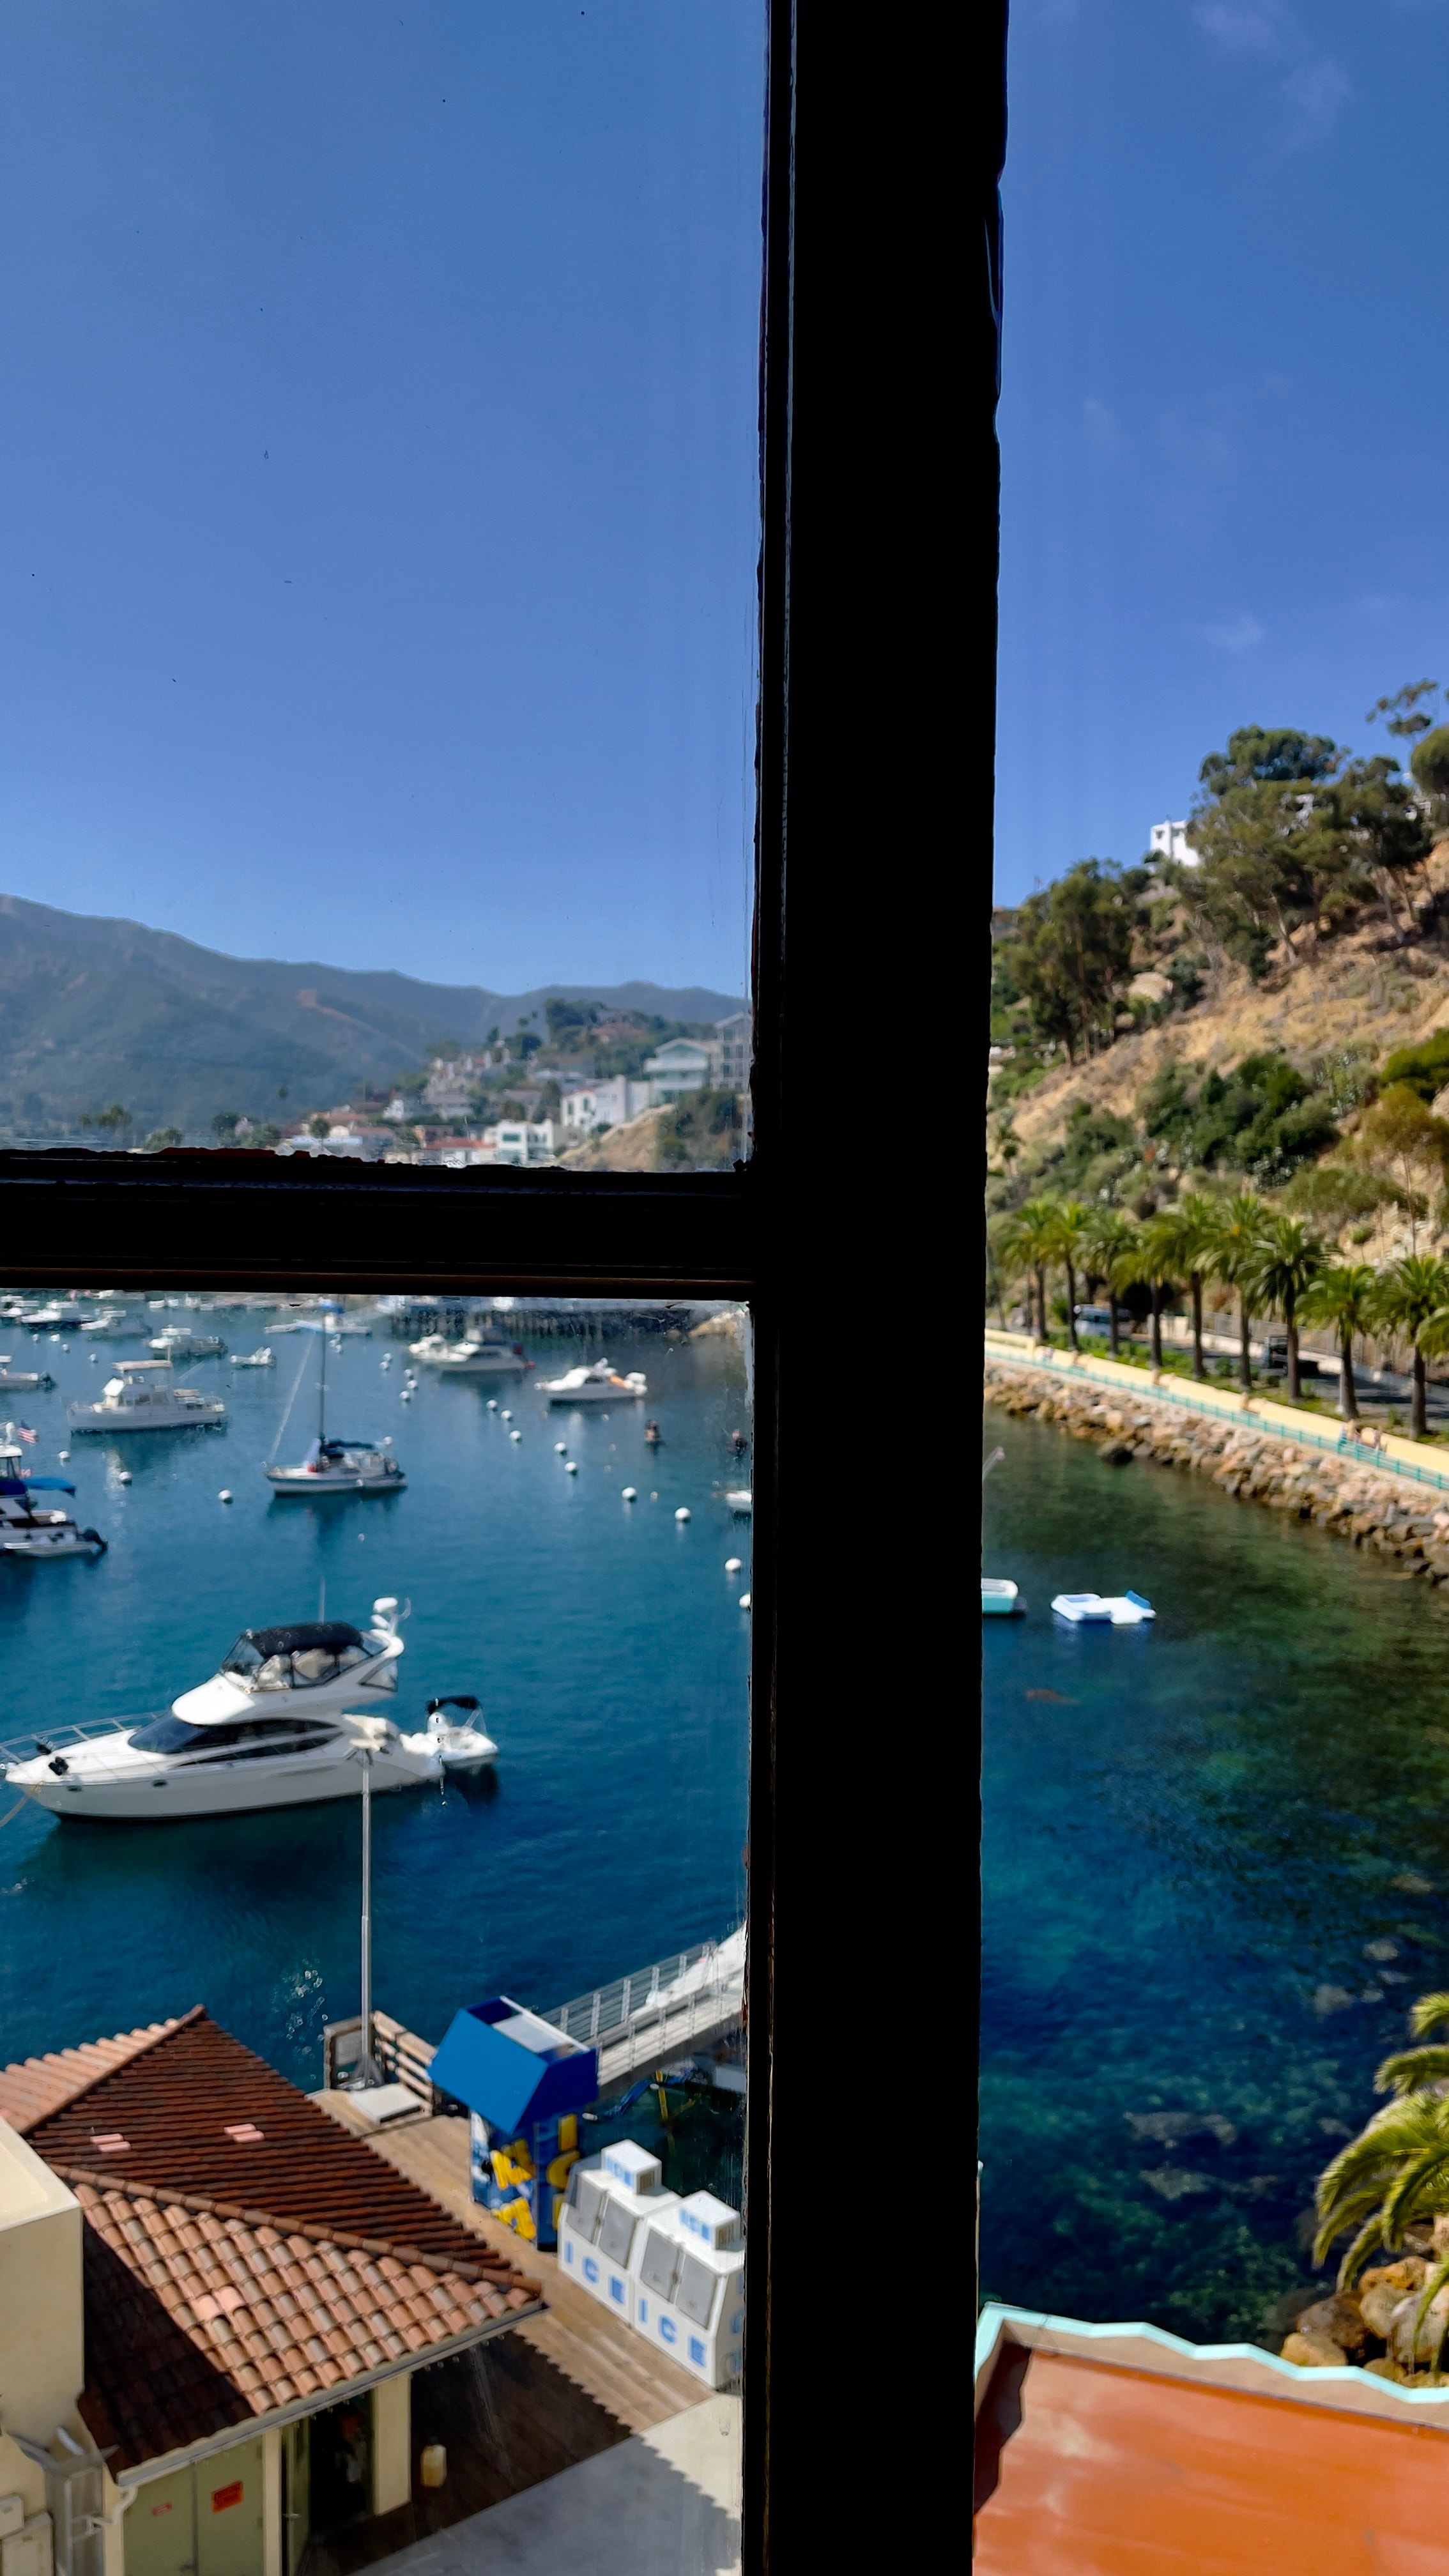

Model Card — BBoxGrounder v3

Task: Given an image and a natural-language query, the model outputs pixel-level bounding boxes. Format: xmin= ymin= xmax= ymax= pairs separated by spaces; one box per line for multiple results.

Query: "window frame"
xmin=0 ymin=4 xmax=1006 ymax=2564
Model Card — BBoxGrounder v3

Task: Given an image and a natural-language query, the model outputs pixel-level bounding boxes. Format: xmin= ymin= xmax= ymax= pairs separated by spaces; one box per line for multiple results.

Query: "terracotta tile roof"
xmin=23 ymin=2009 xmax=510 ymax=2265
xmin=69 ymin=2174 xmax=532 ymax=2470
xmin=0 ymin=2018 xmax=179 ymax=2133
xmin=4 ymin=2010 xmax=543 ymax=2471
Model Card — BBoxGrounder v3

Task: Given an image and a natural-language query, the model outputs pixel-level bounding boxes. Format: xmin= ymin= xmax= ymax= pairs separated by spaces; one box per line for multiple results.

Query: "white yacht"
xmin=149 ymin=1328 xmax=227 ymax=1360
xmin=0 ymin=1450 xmax=106 ymax=1559
xmin=80 ymin=1308 xmax=143 ymax=1340
xmin=1 ymin=1601 xmax=502 ymax=1818
xmin=67 ymin=1360 xmax=226 ymax=1434
xmin=233 ymin=1347 xmax=275 ymax=1368
xmin=410 ymin=1332 xmax=532 ymax=1380
xmin=539 ymin=1358 xmax=648 ymax=1406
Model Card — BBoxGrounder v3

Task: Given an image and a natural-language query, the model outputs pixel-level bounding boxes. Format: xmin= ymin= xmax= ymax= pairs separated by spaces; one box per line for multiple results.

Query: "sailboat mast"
xmin=318 ymin=1321 xmax=326 ymax=1448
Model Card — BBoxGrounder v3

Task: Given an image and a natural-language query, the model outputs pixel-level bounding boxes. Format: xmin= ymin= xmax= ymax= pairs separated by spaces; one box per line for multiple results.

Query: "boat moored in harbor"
xmin=981 ymin=1577 xmax=1020 ymax=1616
xmin=410 ymin=1332 xmax=532 ymax=1379
xmin=1051 ymin=1590 xmax=1155 ymax=1626
xmin=540 ymin=1360 xmax=647 ymax=1406
xmin=66 ymin=1360 xmax=226 ymax=1433
xmin=149 ymin=1328 xmax=227 ymax=1360
xmin=266 ymin=1436 xmax=406 ymax=1495
xmin=0 ymin=1447 xmax=105 ymax=1559
xmin=0 ymin=1357 xmax=54 ymax=1392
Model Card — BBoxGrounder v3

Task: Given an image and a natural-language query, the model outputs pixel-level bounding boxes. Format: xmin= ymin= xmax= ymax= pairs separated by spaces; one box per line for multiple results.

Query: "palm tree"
xmin=1313 ymin=1995 xmax=1449 ymax=2371
xmin=1040 ymin=1200 xmax=1091 ymax=1351
xmin=1082 ymin=1208 xmax=1138 ymax=1358
xmin=1251 ymin=1215 xmax=1324 ymax=1404
xmin=1374 ymin=1254 xmax=1449 ymax=1439
xmin=1119 ymin=1215 xmax=1182 ymax=1374
xmin=1147 ymin=1193 xmax=1217 ymax=1380
xmin=1300 ymin=1263 xmax=1377 ymax=1424
xmin=1000 ymin=1197 xmax=1061 ymax=1342
xmin=1206 ymin=1191 xmax=1272 ymax=1395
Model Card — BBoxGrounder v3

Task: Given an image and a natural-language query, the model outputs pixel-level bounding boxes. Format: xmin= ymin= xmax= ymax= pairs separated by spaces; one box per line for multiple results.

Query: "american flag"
xmin=14 ymin=1423 xmax=36 ymax=1445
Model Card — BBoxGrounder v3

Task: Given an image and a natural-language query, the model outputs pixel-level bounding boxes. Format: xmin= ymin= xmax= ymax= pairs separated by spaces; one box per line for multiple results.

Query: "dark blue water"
xmin=982 ymin=1414 xmax=1449 ymax=2348
xmin=0 ymin=1317 xmax=751 ymax=2119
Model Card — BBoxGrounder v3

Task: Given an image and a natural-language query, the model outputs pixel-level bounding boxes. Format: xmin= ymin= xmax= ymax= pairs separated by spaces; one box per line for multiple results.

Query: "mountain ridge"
xmin=0 ymin=892 xmax=744 ymax=1133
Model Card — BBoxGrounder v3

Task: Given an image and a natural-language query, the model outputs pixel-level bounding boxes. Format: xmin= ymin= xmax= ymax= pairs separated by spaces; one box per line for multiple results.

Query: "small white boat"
xmin=410 ymin=1332 xmax=532 ymax=1379
xmin=149 ymin=1328 xmax=227 ymax=1360
xmin=1051 ymin=1590 xmax=1155 ymax=1626
xmin=540 ymin=1358 xmax=648 ymax=1406
xmin=0 ymin=1448 xmax=105 ymax=1559
xmin=981 ymin=1577 xmax=1019 ymax=1616
xmin=66 ymin=1361 xmax=226 ymax=1434
xmin=232 ymin=1347 xmax=275 ymax=1368
xmin=723 ymin=1489 xmax=753 ymax=1514
xmin=0 ymin=1358 xmax=54 ymax=1392
xmin=421 ymin=1694 xmax=499 ymax=1771
xmin=266 ymin=1436 xmax=406 ymax=1496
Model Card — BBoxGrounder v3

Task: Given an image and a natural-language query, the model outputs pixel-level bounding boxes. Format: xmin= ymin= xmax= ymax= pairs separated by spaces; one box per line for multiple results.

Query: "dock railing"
xmin=322 ymin=2009 xmax=441 ymax=2108
xmin=543 ymin=1931 xmax=746 ymax=2090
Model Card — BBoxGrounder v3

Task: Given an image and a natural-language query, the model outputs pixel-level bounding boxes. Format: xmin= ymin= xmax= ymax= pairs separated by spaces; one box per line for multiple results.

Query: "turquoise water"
xmin=982 ymin=1414 xmax=1449 ymax=2347
xmin=0 ymin=1319 xmax=751 ymax=2138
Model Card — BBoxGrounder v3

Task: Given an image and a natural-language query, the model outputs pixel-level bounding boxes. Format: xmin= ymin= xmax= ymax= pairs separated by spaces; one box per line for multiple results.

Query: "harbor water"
xmin=0 ymin=1317 xmax=749 ymax=2195
xmin=983 ymin=1411 xmax=1449 ymax=2347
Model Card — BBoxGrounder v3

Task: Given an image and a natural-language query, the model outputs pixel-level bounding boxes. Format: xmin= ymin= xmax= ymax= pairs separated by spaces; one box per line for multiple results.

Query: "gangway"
xmin=542 ymin=1926 xmax=745 ymax=2093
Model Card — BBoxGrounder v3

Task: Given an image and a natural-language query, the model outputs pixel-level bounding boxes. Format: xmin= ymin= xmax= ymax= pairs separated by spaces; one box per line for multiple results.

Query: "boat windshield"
xmin=128 ymin=1714 xmax=344 ymax=1758
xmin=220 ymin=1621 xmax=372 ymax=1688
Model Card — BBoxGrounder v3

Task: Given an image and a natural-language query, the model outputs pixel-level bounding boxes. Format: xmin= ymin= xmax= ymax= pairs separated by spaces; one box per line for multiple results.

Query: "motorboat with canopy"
xmin=0 ymin=1446 xmax=105 ymax=1559
xmin=0 ymin=1595 xmax=502 ymax=1817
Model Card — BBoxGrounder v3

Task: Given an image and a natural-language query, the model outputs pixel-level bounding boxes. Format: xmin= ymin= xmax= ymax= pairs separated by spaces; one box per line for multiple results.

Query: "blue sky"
xmin=0 ymin=3 xmax=762 ymax=995
xmin=996 ymin=0 xmax=1449 ymax=907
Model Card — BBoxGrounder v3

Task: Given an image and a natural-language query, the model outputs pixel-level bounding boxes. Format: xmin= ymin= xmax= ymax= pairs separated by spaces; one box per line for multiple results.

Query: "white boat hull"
xmin=68 ymin=1400 xmax=225 ymax=1431
xmin=266 ymin=1468 xmax=406 ymax=1494
xmin=546 ymin=1384 xmax=643 ymax=1405
xmin=3 ymin=1530 xmax=105 ymax=1559
xmin=9 ymin=1740 xmax=438 ymax=1820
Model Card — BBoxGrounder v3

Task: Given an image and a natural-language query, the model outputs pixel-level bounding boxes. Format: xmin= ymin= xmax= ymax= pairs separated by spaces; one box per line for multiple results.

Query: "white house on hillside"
xmin=643 ymin=1038 xmax=714 ymax=1103
xmin=1150 ymin=819 xmax=1197 ymax=868
xmin=562 ymin=1077 xmax=651 ymax=1135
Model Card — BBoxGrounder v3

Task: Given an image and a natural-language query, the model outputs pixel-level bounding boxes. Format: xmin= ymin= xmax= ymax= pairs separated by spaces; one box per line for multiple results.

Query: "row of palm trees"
xmin=996 ymin=1190 xmax=1449 ymax=1438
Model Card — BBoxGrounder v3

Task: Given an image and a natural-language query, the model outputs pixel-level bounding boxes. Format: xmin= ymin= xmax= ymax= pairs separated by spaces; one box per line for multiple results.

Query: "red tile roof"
xmin=4 ymin=2011 xmax=542 ymax=2470
xmin=0 ymin=2018 xmax=178 ymax=2133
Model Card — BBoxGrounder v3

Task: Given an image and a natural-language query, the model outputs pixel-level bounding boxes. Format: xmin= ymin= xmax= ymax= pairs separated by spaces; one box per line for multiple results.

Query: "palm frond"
xmin=1376 ymin=2044 xmax=1449 ymax=2096
xmin=1408 ymin=1993 xmax=1449 ymax=2041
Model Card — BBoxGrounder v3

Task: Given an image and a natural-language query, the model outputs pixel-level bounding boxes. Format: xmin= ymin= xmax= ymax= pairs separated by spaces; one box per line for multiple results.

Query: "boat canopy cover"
xmin=235 ymin=1621 xmax=366 ymax=1657
xmin=12 ymin=1476 xmax=75 ymax=1494
xmin=305 ymin=1438 xmax=382 ymax=1462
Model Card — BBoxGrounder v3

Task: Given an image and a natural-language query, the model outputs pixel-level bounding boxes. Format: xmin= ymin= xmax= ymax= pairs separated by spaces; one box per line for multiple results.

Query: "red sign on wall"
xmin=211 ymin=2483 xmax=243 ymax=2514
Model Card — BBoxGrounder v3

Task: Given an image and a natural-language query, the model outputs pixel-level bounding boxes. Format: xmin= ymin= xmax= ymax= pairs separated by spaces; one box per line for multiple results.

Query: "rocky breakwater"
xmin=984 ymin=1360 xmax=1449 ymax=1581
xmin=1281 ymin=2234 xmax=1449 ymax=2384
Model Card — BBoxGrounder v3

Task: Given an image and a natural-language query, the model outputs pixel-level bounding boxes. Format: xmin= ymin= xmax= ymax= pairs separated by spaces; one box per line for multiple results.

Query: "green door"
xmin=283 ymin=2421 xmax=310 ymax=2576
xmin=125 ymin=2468 xmax=195 ymax=2576
xmin=195 ymin=2443 xmax=264 ymax=2576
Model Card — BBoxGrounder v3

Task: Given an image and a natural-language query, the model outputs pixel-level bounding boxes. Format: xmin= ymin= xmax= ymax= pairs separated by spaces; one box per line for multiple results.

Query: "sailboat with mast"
xmin=264 ymin=1322 xmax=406 ymax=1498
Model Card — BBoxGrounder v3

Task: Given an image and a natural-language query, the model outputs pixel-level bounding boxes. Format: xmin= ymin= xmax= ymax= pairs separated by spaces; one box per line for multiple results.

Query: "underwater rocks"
xmin=984 ymin=1360 xmax=1449 ymax=1583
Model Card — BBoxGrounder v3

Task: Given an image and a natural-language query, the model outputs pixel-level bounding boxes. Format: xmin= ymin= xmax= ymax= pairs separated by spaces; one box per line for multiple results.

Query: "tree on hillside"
xmin=1321 ymin=756 xmax=1432 ymax=940
xmin=1010 ymin=862 xmax=1138 ymax=1063
xmin=1367 ymin=680 xmax=1440 ymax=745
xmin=1353 ymin=1085 xmax=1449 ymax=1253
xmin=1374 ymin=1254 xmax=1449 ymax=1439
xmin=1082 ymin=1208 xmax=1138 ymax=1358
xmin=307 ymin=1113 xmax=330 ymax=1140
xmin=211 ymin=1111 xmax=239 ymax=1140
xmin=1411 ymin=727 xmax=1449 ymax=837
xmin=1198 ymin=727 xmax=1341 ymax=797
xmin=1207 ymin=1192 xmax=1273 ymax=1394
xmin=85 ymin=1103 xmax=131 ymax=1136
xmin=1251 ymin=1213 xmax=1324 ymax=1404
xmin=1185 ymin=780 xmax=1351 ymax=976
xmin=1300 ymin=1264 xmax=1378 ymax=1423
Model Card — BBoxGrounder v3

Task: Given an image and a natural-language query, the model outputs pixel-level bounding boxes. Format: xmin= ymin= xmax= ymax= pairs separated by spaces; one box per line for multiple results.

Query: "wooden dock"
xmin=314 ymin=2097 xmax=701 ymax=2434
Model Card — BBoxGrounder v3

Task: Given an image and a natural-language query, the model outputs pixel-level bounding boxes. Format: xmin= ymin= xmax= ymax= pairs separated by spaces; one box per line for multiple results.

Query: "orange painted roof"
xmin=0 ymin=2016 xmax=178 ymax=2131
xmin=974 ymin=2350 xmax=1449 ymax=2574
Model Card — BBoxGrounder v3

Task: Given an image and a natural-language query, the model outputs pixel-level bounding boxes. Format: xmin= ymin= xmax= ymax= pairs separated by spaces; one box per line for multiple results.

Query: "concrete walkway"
xmin=361 ymin=2398 xmax=741 ymax=2576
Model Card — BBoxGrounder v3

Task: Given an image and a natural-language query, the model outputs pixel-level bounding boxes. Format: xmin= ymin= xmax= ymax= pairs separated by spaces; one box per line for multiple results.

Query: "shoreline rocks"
xmin=985 ymin=1360 xmax=1449 ymax=1581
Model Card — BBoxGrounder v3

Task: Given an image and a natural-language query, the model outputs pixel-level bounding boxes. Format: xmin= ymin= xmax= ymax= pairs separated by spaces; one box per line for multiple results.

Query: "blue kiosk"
xmin=429 ymin=1997 xmax=599 ymax=2249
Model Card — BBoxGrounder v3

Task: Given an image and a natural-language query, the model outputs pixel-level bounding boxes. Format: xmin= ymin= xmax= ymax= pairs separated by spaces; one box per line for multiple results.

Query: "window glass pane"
xmin=983 ymin=4 xmax=1449 ymax=2537
xmin=1 ymin=6 xmax=758 ymax=1170
xmin=0 ymin=1288 xmax=749 ymax=2566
